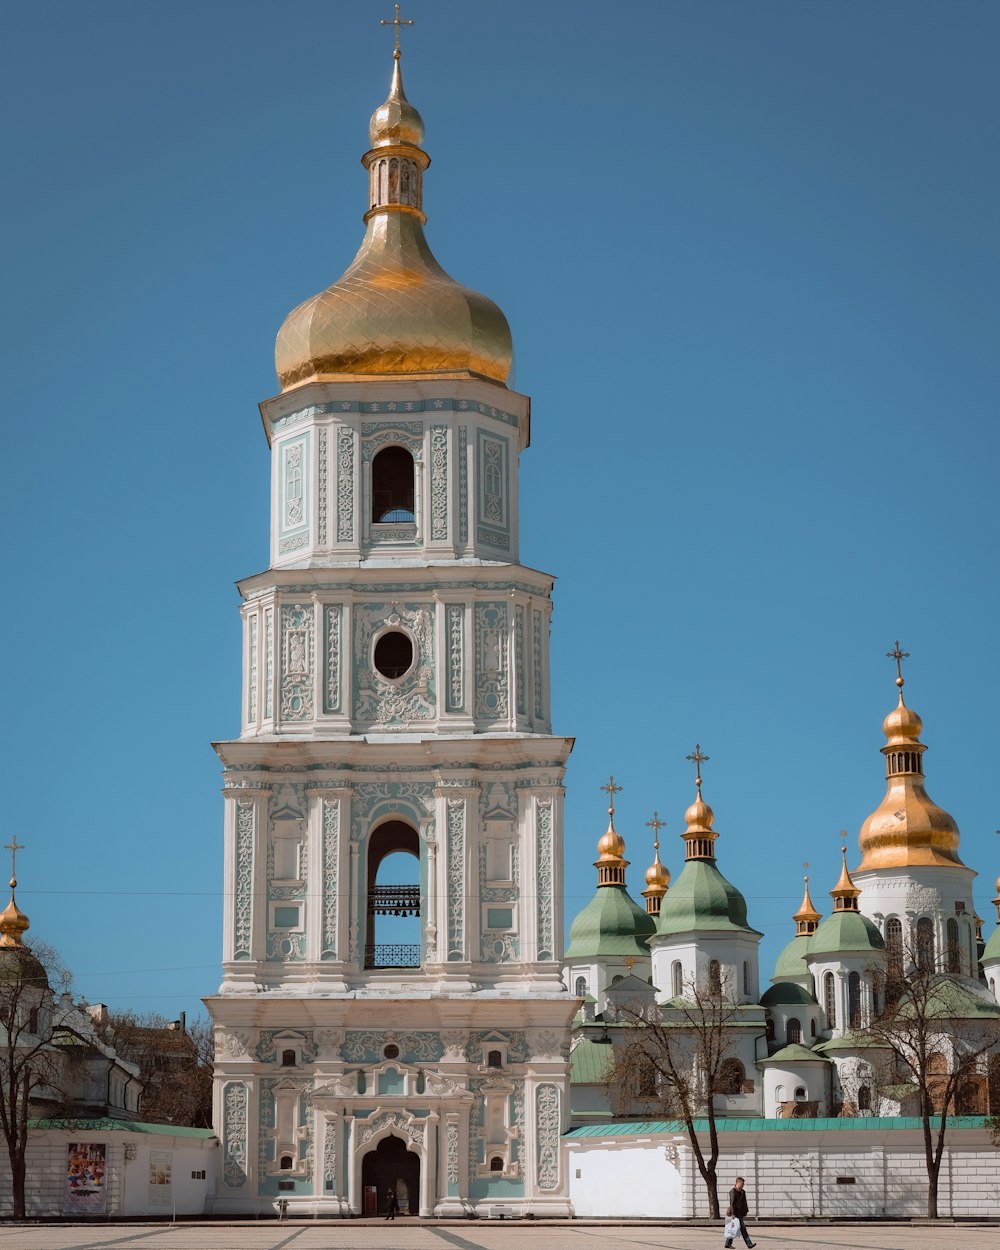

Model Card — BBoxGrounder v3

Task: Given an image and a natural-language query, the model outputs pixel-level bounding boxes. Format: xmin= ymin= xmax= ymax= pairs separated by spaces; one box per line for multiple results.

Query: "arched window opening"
xmin=824 ymin=971 xmax=837 ymax=1029
xmin=574 ymin=975 xmax=587 ymax=997
xmin=371 ymin=446 xmax=415 ymax=523
xmin=28 ymin=1007 xmax=39 ymax=1034
xmin=946 ymin=917 xmax=960 ymax=974
xmin=280 ymin=1154 xmax=294 ymax=1171
xmin=885 ymin=917 xmax=904 ymax=1004
xmin=743 ymin=961 xmax=750 ymax=996
xmin=794 ymin=1086 xmax=807 ymax=1100
xmin=810 ymin=1018 xmax=817 ymax=1037
xmin=766 ymin=1017 xmax=775 ymax=1042
xmin=366 ymin=821 xmax=421 ymax=968
xmin=672 ymin=960 xmax=683 ymax=998
xmin=858 ymin=1085 xmax=871 ymax=1112
xmin=611 ymin=974 xmax=624 ymax=985
xmin=787 ymin=1018 xmax=802 ymax=1045
xmin=490 ymin=1156 xmax=504 ymax=1172
xmin=716 ymin=1058 xmax=745 ymax=1096
xmin=281 ymin=1049 xmax=296 ymax=1067
xmin=708 ymin=959 xmax=721 ymax=995
xmin=848 ymin=972 xmax=862 ymax=1030
xmin=487 ymin=1050 xmax=502 ymax=1070
xmin=916 ymin=917 xmax=935 ymax=972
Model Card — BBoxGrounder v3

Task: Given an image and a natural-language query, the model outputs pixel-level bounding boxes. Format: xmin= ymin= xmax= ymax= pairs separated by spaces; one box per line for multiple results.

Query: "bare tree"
xmin=603 ymin=977 xmax=745 ymax=1219
xmin=861 ymin=953 xmax=1000 ymax=1217
xmin=0 ymin=939 xmax=75 ymax=1220
xmin=94 ymin=1010 xmax=213 ymax=1128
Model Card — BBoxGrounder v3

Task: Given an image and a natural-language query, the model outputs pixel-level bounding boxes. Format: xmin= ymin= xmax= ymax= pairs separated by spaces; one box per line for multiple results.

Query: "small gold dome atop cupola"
xmin=0 ymin=837 xmax=29 ymax=950
xmin=641 ymin=811 xmax=670 ymax=916
xmin=594 ymin=775 xmax=629 ymax=887
xmin=856 ymin=643 xmax=963 ymax=872
xmin=274 ymin=25 xmax=514 ymax=392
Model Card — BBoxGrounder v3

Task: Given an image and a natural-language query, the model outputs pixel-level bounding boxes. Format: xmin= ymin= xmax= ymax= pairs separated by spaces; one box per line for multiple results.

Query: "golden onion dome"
xmin=645 ymin=853 xmax=670 ymax=890
xmin=856 ymin=680 xmax=964 ymax=871
xmin=0 ymin=874 xmax=29 ymax=950
xmin=274 ymin=49 xmax=514 ymax=392
xmin=684 ymin=794 xmax=715 ymax=834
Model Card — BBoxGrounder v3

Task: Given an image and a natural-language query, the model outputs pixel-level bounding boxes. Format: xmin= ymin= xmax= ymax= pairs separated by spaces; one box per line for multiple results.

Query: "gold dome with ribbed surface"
xmin=274 ymin=50 xmax=513 ymax=391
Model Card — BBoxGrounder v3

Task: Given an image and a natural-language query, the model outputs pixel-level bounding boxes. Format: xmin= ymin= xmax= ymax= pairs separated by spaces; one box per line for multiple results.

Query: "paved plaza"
xmin=0 ymin=1221 xmax=997 ymax=1250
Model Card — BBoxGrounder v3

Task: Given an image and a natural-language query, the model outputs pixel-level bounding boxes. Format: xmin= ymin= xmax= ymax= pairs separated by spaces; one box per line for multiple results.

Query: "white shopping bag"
xmin=724 ymin=1215 xmax=741 ymax=1240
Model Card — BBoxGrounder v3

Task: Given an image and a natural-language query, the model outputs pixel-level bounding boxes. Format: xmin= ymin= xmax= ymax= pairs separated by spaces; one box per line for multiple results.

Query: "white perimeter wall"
xmin=566 ymin=1128 xmax=1000 ymax=1218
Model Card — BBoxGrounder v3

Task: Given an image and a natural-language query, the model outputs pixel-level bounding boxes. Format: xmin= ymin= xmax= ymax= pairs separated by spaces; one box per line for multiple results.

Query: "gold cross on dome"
xmin=646 ymin=811 xmax=666 ymax=849
xmin=380 ymin=3 xmax=415 ymax=57
xmin=600 ymin=775 xmax=623 ymax=814
xmin=4 ymin=836 xmax=24 ymax=882
xmin=686 ymin=743 xmax=709 ymax=791
xmin=886 ymin=639 xmax=910 ymax=685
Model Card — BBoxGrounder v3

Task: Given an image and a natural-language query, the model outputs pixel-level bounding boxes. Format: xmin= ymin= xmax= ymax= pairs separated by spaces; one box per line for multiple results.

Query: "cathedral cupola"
xmin=794 ymin=874 xmax=822 ymax=936
xmin=771 ymin=873 xmax=822 ymax=985
xmin=856 ymin=642 xmax=963 ymax=872
xmin=680 ymin=744 xmax=718 ymax=862
xmin=641 ymin=812 xmax=670 ymax=916
xmin=274 ymin=32 xmax=514 ymax=391
xmin=0 ymin=839 xmax=49 ymax=990
xmin=593 ymin=776 xmax=629 ymax=887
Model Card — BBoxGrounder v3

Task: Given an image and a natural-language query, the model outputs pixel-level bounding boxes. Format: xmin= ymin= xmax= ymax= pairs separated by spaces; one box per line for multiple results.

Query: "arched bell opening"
xmin=365 ymin=820 xmax=421 ymax=969
xmin=371 ymin=446 xmax=415 ymax=523
xmin=361 ymin=1133 xmax=420 ymax=1216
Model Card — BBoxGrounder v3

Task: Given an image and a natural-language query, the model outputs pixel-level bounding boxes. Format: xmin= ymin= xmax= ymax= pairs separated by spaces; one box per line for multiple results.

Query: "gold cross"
xmin=646 ymin=811 xmax=666 ymax=850
xmin=886 ymin=639 xmax=910 ymax=685
xmin=4 ymin=836 xmax=24 ymax=882
xmin=380 ymin=3 xmax=415 ymax=57
xmin=600 ymin=775 xmax=623 ymax=814
xmin=686 ymin=744 xmax=709 ymax=791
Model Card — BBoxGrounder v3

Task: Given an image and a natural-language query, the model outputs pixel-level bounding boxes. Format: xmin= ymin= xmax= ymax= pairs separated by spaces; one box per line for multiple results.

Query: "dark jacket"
xmin=729 ymin=1186 xmax=749 ymax=1218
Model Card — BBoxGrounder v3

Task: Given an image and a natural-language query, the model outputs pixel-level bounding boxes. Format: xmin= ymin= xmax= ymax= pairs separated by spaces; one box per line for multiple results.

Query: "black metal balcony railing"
xmin=367 ymin=885 xmax=421 ymax=917
xmin=365 ymin=944 xmax=421 ymax=969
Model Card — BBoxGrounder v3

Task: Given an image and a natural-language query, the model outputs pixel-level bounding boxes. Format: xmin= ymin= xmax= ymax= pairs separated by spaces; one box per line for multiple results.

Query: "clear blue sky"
xmin=2 ymin=1 xmax=998 ymax=1024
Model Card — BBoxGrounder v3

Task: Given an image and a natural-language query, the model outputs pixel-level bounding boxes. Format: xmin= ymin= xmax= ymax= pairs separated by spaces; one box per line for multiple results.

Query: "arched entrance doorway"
xmin=361 ymin=1133 xmax=420 ymax=1215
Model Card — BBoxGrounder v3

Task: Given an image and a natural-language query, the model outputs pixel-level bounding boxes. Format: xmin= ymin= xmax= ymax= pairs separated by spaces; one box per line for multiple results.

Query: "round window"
xmin=374 ymin=631 xmax=413 ymax=679
xmin=383 ymin=1043 xmax=400 ymax=1060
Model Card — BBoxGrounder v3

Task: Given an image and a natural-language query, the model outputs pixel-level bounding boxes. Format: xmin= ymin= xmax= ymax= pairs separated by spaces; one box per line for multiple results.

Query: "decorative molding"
xmin=234 ymin=801 xmax=255 ymax=960
xmin=321 ymin=798 xmax=339 ymax=960
xmin=535 ymin=1084 xmax=560 ymax=1190
xmin=360 ymin=1111 xmax=423 ymax=1152
xmin=279 ymin=532 xmax=309 ymax=555
xmin=336 ymin=428 xmax=354 ymax=543
xmin=446 ymin=1120 xmax=459 ymax=1185
xmin=536 ymin=798 xmax=554 ymax=962
xmin=458 ymin=424 xmax=468 ymax=544
xmin=247 ymin=615 xmax=258 ymax=726
xmin=353 ymin=603 xmax=434 ymax=726
xmin=280 ymin=604 xmax=314 ymax=722
xmin=514 ymin=605 xmax=525 ymax=717
xmin=323 ymin=1117 xmax=336 ymax=1192
xmin=446 ymin=604 xmax=464 ymax=713
xmin=532 ymin=609 xmax=543 ymax=720
xmin=264 ymin=608 xmax=273 ymax=720
xmin=447 ymin=798 xmax=465 ymax=960
xmin=342 ymin=1030 xmax=443 ymax=1063
xmin=323 ymin=604 xmax=342 ymax=715
xmin=222 ymin=1082 xmax=248 ymax=1188
xmin=430 ymin=424 xmax=448 ymax=541
xmin=360 ymin=425 xmax=422 ymax=464
xmin=317 ymin=427 xmax=328 ymax=547
xmin=475 ymin=603 xmax=509 ymax=721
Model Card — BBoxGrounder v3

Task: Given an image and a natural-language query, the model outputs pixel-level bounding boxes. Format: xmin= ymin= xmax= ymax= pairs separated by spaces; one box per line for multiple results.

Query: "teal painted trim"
xmin=29 ymin=1118 xmax=215 ymax=1138
xmin=564 ymin=1116 xmax=992 ymax=1137
xmin=244 ymin=580 xmax=553 ymax=601
xmin=272 ymin=399 xmax=520 ymax=430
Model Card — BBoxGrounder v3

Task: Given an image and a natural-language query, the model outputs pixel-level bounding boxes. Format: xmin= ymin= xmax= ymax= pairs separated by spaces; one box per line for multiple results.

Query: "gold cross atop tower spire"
xmin=886 ymin=639 xmax=910 ymax=689
xmin=381 ymin=3 xmax=415 ymax=58
xmin=601 ymin=774 xmax=623 ymax=817
xmin=645 ymin=811 xmax=666 ymax=851
xmin=686 ymin=743 xmax=709 ymax=793
xmin=4 ymin=836 xmax=24 ymax=887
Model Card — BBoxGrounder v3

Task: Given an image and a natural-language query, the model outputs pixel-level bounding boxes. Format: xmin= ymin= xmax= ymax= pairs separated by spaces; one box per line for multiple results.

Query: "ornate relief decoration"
xmin=282 ymin=439 xmax=305 ymax=530
xmin=360 ymin=1111 xmax=423 ymax=1152
xmin=467 ymin=1031 xmax=528 ymax=1064
xmin=342 ymin=1030 xmax=443 ymax=1063
xmin=336 ymin=427 xmax=354 ymax=543
xmin=535 ymin=798 xmax=554 ymax=961
xmin=279 ymin=532 xmax=310 ymax=554
xmin=532 ymin=610 xmax=543 ymax=720
xmin=360 ymin=423 xmax=422 ymax=463
xmin=535 ymin=1084 xmax=560 ymax=1190
xmin=458 ymin=424 xmax=468 ymax=544
xmin=370 ymin=524 xmax=417 ymax=545
xmin=480 ymin=435 xmax=506 ymax=527
xmin=447 ymin=798 xmax=465 ymax=960
xmin=474 ymin=603 xmax=509 ymax=721
xmin=446 ymin=1120 xmax=459 ymax=1185
xmin=218 ymin=1029 xmax=251 ymax=1059
xmin=223 ymin=1082 xmax=249 ymax=1188
xmin=442 ymin=1030 xmax=468 ymax=1060
xmin=234 ymin=801 xmax=255 ymax=960
xmin=513 ymin=605 xmax=526 ymax=716
xmin=254 ymin=1030 xmax=319 ymax=1065
xmin=323 ymin=1117 xmax=337 ymax=1191
xmin=248 ymin=615 xmax=258 ymax=726
xmin=264 ymin=608 xmax=273 ymax=720
xmin=353 ymin=602 xmax=435 ymax=726
xmin=315 ymin=1028 xmax=345 ymax=1055
xmin=430 ymin=424 xmax=448 ymax=541
xmin=321 ymin=798 xmax=339 ymax=960
xmin=323 ymin=605 xmax=342 ymax=714
xmin=532 ymin=1030 xmax=568 ymax=1058
xmin=446 ymin=604 xmax=464 ymax=713
xmin=280 ymin=604 xmax=314 ymax=722
xmin=481 ymin=930 xmax=518 ymax=962
xmin=905 ymin=884 xmax=943 ymax=916
xmin=317 ymin=427 xmax=328 ymax=547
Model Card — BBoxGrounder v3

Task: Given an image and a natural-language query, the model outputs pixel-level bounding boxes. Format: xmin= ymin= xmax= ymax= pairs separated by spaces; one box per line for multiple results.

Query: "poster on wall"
xmin=64 ymin=1143 xmax=107 ymax=1214
xmin=148 ymin=1151 xmax=173 ymax=1206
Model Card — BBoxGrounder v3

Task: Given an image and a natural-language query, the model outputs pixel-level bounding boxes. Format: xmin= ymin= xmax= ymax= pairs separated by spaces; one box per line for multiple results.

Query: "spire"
xmin=641 ymin=811 xmax=670 ymax=915
xmin=793 ymin=864 xmax=822 ymax=936
xmin=856 ymin=643 xmax=963 ymax=871
xmin=830 ymin=837 xmax=861 ymax=913
xmin=594 ymin=775 xmax=629 ymax=887
xmin=680 ymin=744 xmax=718 ymax=861
xmin=0 ymin=837 xmax=30 ymax=949
xmin=366 ymin=6 xmax=428 ymax=221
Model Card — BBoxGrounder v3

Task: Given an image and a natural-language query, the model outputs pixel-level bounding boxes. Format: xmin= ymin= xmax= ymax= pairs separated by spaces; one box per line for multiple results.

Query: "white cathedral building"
xmin=205 ymin=33 xmax=1000 ymax=1221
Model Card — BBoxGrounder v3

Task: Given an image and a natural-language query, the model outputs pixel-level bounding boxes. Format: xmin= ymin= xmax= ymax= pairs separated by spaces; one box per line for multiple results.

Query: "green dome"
xmin=982 ymin=926 xmax=1000 ymax=964
xmin=565 ymin=885 xmax=655 ymax=958
xmin=0 ymin=946 xmax=49 ymax=990
xmin=807 ymin=910 xmax=884 ymax=958
xmin=656 ymin=860 xmax=760 ymax=937
xmin=758 ymin=1043 xmax=829 ymax=1066
xmin=760 ymin=981 xmax=817 ymax=1007
xmin=773 ymin=934 xmax=811 ymax=983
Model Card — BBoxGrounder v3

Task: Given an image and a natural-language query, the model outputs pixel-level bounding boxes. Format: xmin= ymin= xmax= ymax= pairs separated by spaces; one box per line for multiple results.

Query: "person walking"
xmin=724 ymin=1176 xmax=756 ymax=1248
xmin=384 ymin=1185 xmax=399 ymax=1220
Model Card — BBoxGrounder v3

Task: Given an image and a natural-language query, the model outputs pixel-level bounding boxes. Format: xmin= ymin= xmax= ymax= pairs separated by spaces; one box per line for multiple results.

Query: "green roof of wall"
xmin=807 ymin=910 xmax=884 ymax=957
xmin=569 ymin=1038 xmax=614 ymax=1085
xmin=564 ymin=1116 xmax=991 ymax=1137
xmin=30 ymin=1118 xmax=216 ymax=1138
xmin=656 ymin=860 xmax=761 ymax=937
xmin=566 ymin=885 xmax=655 ymax=957
xmin=982 ymin=926 xmax=1000 ymax=962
